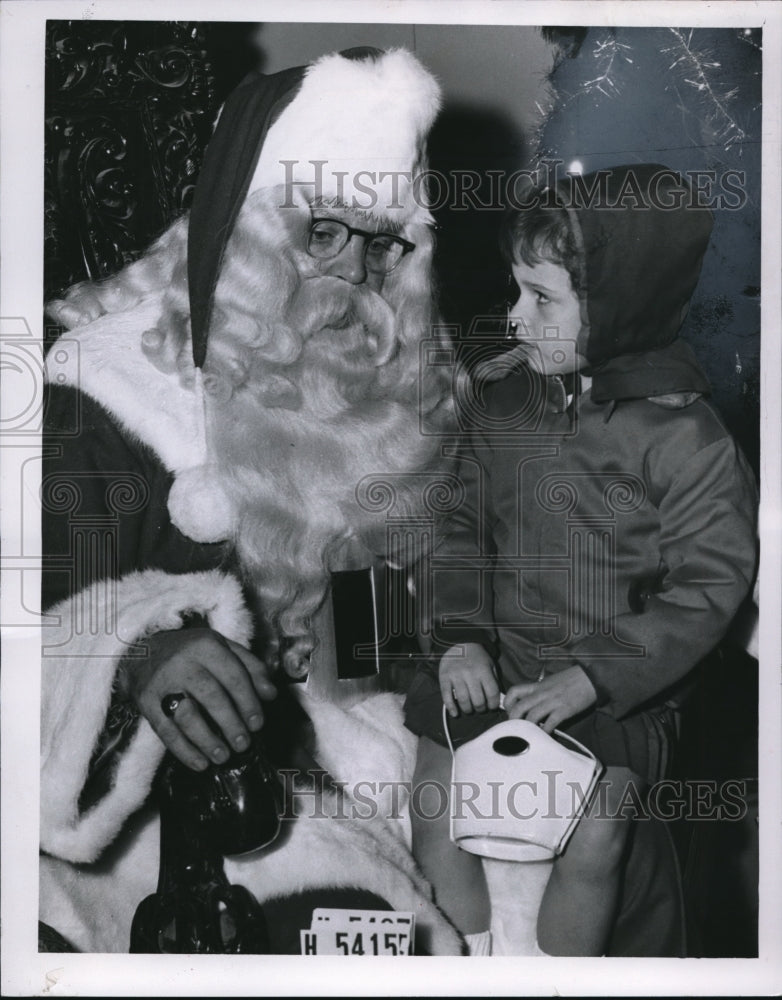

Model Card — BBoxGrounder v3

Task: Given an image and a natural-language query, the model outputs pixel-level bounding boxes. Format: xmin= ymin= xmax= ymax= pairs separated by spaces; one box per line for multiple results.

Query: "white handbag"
xmin=445 ymin=701 xmax=603 ymax=862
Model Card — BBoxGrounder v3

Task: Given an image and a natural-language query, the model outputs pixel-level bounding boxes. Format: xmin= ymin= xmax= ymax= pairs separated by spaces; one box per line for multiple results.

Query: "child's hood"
xmin=562 ymin=164 xmax=713 ymax=402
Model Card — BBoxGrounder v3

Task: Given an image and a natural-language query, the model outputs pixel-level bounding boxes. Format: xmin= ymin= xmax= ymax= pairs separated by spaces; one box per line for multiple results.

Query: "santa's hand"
xmin=121 ymin=628 xmax=277 ymax=771
xmin=504 ymin=666 xmax=597 ymax=733
xmin=439 ymin=643 xmax=501 ymax=718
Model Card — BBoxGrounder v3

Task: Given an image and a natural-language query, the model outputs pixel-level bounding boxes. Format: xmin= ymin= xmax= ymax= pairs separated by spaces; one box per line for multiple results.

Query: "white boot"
xmin=464 ymin=930 xmax=492 ymax=956
xmin=483 ymin=857 xmax=554 ymax=955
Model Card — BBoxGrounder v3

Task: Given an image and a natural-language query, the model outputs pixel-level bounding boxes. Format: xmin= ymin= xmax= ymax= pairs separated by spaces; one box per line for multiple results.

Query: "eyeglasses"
xmin=307 ymin=218 xmax=416 ymax=274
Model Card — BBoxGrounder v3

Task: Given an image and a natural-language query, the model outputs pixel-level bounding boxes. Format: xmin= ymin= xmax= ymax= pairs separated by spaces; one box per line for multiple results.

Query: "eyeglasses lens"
xmin=307 ymin=220 xmax=407 ymax=274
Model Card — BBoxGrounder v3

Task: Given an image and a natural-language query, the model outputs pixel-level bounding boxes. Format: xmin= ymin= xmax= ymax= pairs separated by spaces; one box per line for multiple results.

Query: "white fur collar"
xmin=45 ymin=300 xmax=206 ymax=474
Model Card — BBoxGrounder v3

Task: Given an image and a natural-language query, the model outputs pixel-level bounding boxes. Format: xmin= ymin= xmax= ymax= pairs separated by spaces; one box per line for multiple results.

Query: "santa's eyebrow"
xmin=379 ymin=218 xmax=403 ymax=235
xmin=309 ymin=198 xmax=403 ymax=234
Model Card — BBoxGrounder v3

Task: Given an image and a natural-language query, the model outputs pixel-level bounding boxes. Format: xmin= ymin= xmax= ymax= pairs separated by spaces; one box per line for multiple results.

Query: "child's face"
xmin=508 ymin=257 xmax=588 ymax=376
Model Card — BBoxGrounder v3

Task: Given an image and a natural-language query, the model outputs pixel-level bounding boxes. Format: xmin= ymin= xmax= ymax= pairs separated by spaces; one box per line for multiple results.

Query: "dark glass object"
xmin=130 ymin=733 xmax=283 ymax=953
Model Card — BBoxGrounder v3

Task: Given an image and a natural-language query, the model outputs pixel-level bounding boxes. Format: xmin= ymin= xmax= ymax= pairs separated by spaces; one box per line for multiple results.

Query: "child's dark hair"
xmin=499 ymin=201 xmax=585 ymax=295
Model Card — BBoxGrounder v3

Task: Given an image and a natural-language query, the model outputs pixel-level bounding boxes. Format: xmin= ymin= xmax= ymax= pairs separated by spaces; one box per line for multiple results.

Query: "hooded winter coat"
xmin=405 ymin=165 xmax=758 ymax=773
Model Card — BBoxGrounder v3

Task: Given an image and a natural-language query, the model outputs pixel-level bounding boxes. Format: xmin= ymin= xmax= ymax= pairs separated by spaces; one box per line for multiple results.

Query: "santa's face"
xmin=308 ymin=206 xmax=385 ymax=294
xmin=237 ymin=199 xmax=412 ymax=372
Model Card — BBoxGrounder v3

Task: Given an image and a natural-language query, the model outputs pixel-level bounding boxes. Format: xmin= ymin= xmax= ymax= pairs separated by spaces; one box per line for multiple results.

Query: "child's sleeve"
xmin=429 ymin=427 xmax=500 ymax=661
xmin=571 ymin=428 xmax=758 ymax=719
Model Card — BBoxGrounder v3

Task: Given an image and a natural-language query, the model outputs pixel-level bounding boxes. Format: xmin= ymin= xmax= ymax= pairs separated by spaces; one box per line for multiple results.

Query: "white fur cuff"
xmin=40 ymin=569 xmax=252 ymax=863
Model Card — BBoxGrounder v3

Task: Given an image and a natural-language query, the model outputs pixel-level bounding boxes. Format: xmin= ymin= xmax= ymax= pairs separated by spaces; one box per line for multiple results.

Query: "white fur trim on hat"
xmin=250 ymin=48 xmax=441 ymax=221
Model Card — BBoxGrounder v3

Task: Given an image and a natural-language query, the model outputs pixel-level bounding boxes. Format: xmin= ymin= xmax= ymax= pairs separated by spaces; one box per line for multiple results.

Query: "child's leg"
xmin=536 ymin=765 xmax=640 ymax=956
xmin=411 ymin=735 xmax=491 ymax=935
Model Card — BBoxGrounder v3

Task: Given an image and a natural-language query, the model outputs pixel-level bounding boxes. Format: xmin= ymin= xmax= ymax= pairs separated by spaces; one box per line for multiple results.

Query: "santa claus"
xmin=39 ymin=46 xmax=465 ymax=955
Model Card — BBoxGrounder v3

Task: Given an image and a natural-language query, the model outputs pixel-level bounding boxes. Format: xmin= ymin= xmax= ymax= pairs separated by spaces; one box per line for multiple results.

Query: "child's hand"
xmin=121 ymin=627 xmax=277 ymax=771
xmin=439 ymin=643 xmax=501 ymax=717
xmin=504 ymin=666 xmax=597 ymax=733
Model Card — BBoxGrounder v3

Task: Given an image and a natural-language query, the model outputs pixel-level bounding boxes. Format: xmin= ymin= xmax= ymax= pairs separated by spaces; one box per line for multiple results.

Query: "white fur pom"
xmin=167 ymin=464 xmax=237 ymax=543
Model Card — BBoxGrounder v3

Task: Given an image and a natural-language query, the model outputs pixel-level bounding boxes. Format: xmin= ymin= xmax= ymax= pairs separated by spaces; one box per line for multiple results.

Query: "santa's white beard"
xmin=204 ymin=269 xmax=433 ymax=675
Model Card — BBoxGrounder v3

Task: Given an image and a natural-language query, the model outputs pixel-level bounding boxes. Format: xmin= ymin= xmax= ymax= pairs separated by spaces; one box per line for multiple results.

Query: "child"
xmin=405 ymin=164 xmax=758 ymax=956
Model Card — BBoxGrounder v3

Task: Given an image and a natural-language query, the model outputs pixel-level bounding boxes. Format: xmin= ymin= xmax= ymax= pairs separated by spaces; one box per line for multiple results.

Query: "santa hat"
xmin=250 ymin=48 xmax=441 ymax=217
xmin=168 ymin=47 xmax=442 ymax=544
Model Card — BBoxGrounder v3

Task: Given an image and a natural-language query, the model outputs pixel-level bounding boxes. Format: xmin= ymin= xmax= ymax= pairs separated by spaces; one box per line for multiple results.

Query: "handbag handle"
xmin=442 ymin=702 xmax=457 ymax=756
xmin=441 ymin=693 xmax=510 ymax=756
xmin=441 ymin=696 xmax=598 ymax=766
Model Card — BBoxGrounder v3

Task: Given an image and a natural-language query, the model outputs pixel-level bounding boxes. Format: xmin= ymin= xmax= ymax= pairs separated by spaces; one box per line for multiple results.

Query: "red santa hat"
xmin=168 ymin=47 xmax=442 ymax=544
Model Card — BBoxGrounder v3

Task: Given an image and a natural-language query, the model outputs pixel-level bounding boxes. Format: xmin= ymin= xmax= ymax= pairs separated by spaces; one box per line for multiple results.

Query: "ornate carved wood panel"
xmin=44 ymin=20 xmax=256 ymax=300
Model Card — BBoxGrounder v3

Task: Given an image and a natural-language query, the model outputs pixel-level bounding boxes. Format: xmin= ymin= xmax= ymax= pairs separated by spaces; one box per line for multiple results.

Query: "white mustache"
xmin=288 ymin=276 xmax=397 ymax=367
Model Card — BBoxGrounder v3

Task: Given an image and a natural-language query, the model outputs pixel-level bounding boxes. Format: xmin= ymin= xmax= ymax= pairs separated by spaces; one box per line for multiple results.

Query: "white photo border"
xmin=1 ymin=0 xmax=780 ymax=995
